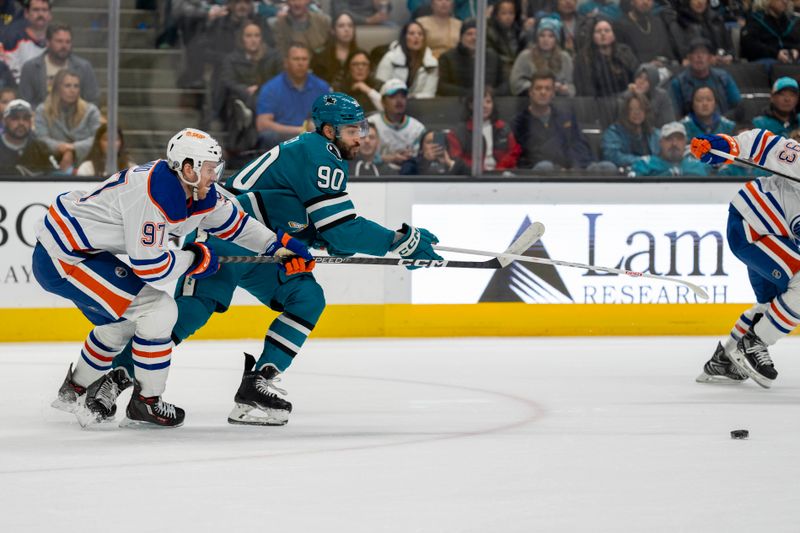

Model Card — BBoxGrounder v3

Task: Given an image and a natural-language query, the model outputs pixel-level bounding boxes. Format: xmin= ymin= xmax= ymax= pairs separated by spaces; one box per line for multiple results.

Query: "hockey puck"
xmin=730 ymin=429 xmax=749 ymax=440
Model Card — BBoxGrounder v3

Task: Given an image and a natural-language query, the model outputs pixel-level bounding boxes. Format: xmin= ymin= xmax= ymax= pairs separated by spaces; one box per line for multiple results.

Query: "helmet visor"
xmin=200 ymin=159 xmax=226 ymax=183
xmin=336 ymin=119 xmax=369 ymax=139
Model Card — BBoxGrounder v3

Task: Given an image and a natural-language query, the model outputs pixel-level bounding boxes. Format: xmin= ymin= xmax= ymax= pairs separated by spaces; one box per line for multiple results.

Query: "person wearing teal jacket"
xmin=601 ymin=92 xmax=660 ymax=168
xmin=631 ymin=121 xmax=709 ymax=177
xmin=752 ymin=76 xmax=800 ymax=138
xmin=680 ymin=86 xmax=735 ymax=140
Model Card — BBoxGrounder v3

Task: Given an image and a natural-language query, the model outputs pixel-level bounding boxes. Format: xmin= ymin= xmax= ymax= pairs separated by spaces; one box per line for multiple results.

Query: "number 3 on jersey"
xmin=317 ymin=166 xmax=344 ymax=191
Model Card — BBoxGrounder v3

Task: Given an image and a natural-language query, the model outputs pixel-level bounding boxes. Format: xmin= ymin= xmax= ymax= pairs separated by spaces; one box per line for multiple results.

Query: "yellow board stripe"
xmin=0 ymin=304 xmax=752 ymax=342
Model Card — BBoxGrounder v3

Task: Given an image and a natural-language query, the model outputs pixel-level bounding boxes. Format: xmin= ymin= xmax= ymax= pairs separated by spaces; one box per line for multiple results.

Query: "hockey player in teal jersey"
xmin=113 ymin=93 xmax=442 ymax=426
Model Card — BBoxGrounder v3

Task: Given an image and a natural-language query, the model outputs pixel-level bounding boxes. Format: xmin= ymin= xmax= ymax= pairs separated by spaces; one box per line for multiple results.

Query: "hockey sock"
xmin=754 ymin=293 xmax=800 ymax=345
xmin=73 ymin=329 xmax=125 ymax=387
xmin=725 ymin=303 xmax=767 ymax=352
xmin=259 ymin=312 xmax=317 ymax=372
xmin=131 ymin=336 xmax=173 ymax=397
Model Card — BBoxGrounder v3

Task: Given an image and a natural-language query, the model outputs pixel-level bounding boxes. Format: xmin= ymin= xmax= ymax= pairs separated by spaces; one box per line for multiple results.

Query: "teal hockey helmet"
xmin=311 ymin=92 xmax=369 ymax=137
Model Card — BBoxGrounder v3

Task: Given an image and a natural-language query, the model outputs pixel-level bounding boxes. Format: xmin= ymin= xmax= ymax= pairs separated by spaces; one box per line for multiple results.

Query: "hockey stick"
xmin=218 ymin=222 xmax=546 ymax=270
xmin=433 ymin=244 xmax=710 ymax=300
xmin=709 ymin=148 xmax=800 ymax=184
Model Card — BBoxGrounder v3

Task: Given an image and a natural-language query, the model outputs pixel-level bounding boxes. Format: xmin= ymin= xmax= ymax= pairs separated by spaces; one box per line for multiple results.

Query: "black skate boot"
xmin=75 ymin=367 xmax=132 ymax=427
xmin=121 ymin=381 xmax=185 ymax=428
xmin=728 ymin=330 xmax=778 ymax=389
xmin=695 ymin=342 xmax=749 ymax=383
xmin=228 ymin=353 xmax=292 ymax=426
xmin=51 ymin=363 xmax=87 ymax=413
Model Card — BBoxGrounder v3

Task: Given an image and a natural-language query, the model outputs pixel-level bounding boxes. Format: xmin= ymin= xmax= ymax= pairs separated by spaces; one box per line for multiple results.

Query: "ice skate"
xmin=75 ymin=367 xmax=132 ymax=427
xmin=228 ymin=353 xmax=292 ymax=426
xmin=51 ymin=363 xmax=87 ymax=413
xmin=695 ymin=342 xmax=749 ymax=383
xmin=120 ymin=381 xmax=185 ymax=428
xmin=728 ymin=330 xmax=778 ymax=389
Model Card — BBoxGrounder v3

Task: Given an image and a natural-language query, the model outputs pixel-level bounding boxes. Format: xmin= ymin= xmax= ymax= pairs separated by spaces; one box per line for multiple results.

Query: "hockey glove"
xmin=265 ymin=229 xmax=316 ymax=275
xmin=184 ymin=242 xmax=220 ymax=280
xmin=690 ymin=134 xmax=739 ymax=165
xmin=390 ymin=223 xmax=443 ymax=270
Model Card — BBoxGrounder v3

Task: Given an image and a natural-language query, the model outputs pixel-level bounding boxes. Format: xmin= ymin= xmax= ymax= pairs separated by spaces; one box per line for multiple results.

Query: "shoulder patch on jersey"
xmin=327 ymin=143 xmax=342 ymax=161
xmin=148 ymin=160 xmax=187 ymax=223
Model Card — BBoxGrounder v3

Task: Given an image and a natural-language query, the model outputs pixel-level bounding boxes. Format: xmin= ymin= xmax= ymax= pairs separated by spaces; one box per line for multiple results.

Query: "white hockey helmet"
xmin=166 ymin=128 xmax=224 ymax=187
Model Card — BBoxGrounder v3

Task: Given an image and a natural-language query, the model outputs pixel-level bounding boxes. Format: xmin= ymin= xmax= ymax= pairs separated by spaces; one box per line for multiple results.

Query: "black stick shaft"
xmin=218 ymin=255 xmax=503 ymax=269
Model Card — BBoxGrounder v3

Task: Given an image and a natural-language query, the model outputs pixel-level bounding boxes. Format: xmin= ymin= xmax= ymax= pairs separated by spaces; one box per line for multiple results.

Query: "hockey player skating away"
xmin=34 ymin=128 xmax=315 ymax=428
xmin=691 ymin=129 xmax=800 ymax=388
xmin=112 ymin=92 xmax=444 ymax=426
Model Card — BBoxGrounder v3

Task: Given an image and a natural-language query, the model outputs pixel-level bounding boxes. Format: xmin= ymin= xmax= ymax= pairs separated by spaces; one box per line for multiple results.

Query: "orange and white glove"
xmin=690 ymin=134 xmax=739 ymax=165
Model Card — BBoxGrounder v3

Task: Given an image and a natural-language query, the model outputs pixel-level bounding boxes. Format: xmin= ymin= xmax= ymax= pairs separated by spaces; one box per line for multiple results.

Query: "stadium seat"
xmin=727 ymin=95 xmax=770 ymax=125
xmin=494 ymin=96 xmax=527 ymax=124
xmin=406 ymin=97 xmax=462 ymax=131
xmin=720 ymin=63 xmax=770 ymax=94
xmin=770 ymin=64 xmax=800 ymax=85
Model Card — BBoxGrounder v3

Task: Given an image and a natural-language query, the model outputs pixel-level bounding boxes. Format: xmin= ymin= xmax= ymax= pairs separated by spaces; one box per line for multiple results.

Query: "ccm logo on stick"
xmin=399 ymin=259 xmax=446 ymax=267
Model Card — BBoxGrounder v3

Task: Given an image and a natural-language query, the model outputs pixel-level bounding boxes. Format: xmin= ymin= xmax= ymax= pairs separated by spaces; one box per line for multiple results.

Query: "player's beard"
xmin=335 ymin=138 xmax=360 ymax=160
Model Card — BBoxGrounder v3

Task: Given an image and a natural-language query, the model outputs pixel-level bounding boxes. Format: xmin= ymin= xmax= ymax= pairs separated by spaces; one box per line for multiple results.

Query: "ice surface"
xmin=1 ymin=337 xmax=799 ymax=533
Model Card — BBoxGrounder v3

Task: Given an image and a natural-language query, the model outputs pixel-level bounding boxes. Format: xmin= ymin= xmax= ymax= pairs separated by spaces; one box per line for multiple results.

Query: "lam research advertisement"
xmin=412 ymin=204 xmax=753 ymax=304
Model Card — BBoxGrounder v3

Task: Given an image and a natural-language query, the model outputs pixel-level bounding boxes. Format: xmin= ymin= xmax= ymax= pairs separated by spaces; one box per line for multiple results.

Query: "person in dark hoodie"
xmin=614 ymin=0 xmax=677 ymax=63
xmin=436 ymin=18 xmax=506 ymax=96
xmin=753 ymin=76 xmax=800 ymax=137
xmin=574 ymin=17 xmax=639 ymax=98
xmin=620 ymin=63 xmax=675 ymax=127
xmin=486 ymin=0 xmax=523 ymax=84
xmin=668 ymin=0 xmax=733 ymax=62
xmin=740 ymin=0 xmax=800 ymax=65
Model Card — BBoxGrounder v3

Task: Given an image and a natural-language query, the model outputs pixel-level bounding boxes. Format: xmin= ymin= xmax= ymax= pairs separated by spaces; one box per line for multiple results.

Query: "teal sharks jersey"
xmin=226 ymin=132 xmax=395 ymax=256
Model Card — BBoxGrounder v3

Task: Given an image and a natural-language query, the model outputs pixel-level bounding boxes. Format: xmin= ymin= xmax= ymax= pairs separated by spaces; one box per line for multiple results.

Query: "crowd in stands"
xmin=4 ymin=0 xmax=800 ymax=177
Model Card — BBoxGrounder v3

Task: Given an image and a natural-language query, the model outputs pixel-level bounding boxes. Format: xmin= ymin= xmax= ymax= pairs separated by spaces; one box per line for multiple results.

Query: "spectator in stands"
xmin=33 ymin=69 xmax=101 ymax=171
xmin=0 ymin=0 xmax=22 ymax=35
xmin=401 ymin=128 xmax=468 ymax=174
xmin=511 ymin=70 xmax=617 ymax=171
xmin=75 ymin=124 xmax=135 ymax=176
xmin=622 ymin=63 xmax=675 ymax=127
xmin=753 ymin=76 xmax=800 ymax=136
xmin=255 ymin=43 xmax=331 ymax=149
xmin=376 ymin=21 xmax=439 ymax=98
xmin=614 ymin=0 xmax=677 ymax=63
xmin=669 ymin=37 xmax=740 ymax=115
xmin=574 ymin=17 xmax=638 ymax=98
xmin=168 ymin=0 xmax=230 ymax=87
xmin=437 ymin=19 xmax=506 ymax=96
xmin=630 ymin=121 xmax=709 ymax=176
xmin=447 ymin=87 xmax=522 ymax=171
xmin=510 ymin=17 xmax=575 ymax=96
xmin=333 ymin=0 xmax=393 ymax=25
xmin=409 ymin=0 xmax=477 ymax=21
xmin=1 ymin=0 xmax=51 ymax=83
xmin=740 ymin=0 xmax=800 ymax=65
xmin=312 ymin=12 xmax=359 ymax=88
xmin=272 ymin=0 xmax=331 ymax=55
xmin=349 ymin=122 xmax=391 ymax=176
xmin=417 ymin=0 xmax=462 ymax=58
xmin=218 ymin=21 xmax=282 ymax=152
xmin=487 ymin=0 xmax=523 ymax=84
xmin=680 ymin=85 xmax=735 ymax=138
xmin=601 ymin=92 xmax=660 ymax=168
xmin=0 ymin=86 xmax=17 ymax=114
xmin=669 ymin=0 xmax=733 ymax=62
xmin=367 ymin=79 xmax=426 ymax=169
xmin=579 ymin=0 xmax=622 ymax=20
xmin=0 ymin=61 xmax=15 ymax=93
xmin=334 ymin=50 xmax=383 ymax=113
xmin=0 ymin=98 xmax=53 ymax=175
xmin=19 ymin=23 xmax=99 ymax=109
xmin=554 ymin=0 xmax=586 ymax=55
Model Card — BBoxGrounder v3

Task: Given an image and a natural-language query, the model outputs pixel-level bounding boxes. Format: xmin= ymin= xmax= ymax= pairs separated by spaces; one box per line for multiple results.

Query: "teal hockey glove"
xmin=390 ymin=223 xmax=442 ymax=270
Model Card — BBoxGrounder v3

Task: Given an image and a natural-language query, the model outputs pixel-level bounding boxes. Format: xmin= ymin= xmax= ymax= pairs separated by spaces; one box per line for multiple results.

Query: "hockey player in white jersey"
xmin=33 ymin=128 xmax=315 ymax=427
xmin=692 ymin=129 xmax=800 ymax=388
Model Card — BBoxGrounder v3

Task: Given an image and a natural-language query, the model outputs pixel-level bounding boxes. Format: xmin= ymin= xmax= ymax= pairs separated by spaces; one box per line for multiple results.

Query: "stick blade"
xmin=498 ymin=222 xmax=545 ymax=268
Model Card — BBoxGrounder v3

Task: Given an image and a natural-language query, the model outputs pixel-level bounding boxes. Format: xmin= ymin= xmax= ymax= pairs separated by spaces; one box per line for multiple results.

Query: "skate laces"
xmin=256 ymin=375 xmax=287 ymax=397
xmin=744 ymin=337 xmax=774 ymax=367
xmin=95 ymin=379 xmax=120 ymax=410
xmin=154 ymin=399 xmax=177 ymax=419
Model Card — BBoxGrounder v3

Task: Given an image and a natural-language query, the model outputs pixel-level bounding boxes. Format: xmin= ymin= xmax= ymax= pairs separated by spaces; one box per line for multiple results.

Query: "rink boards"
xmin=0 ymin=179 xmax=756 ymax=340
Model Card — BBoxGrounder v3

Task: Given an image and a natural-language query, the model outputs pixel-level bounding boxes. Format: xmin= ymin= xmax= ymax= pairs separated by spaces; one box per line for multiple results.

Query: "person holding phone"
xmin=400 ymin=128 xmax=468 ymax=175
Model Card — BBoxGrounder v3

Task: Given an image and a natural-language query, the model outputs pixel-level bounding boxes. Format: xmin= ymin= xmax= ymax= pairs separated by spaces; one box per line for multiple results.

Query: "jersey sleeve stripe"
xmin=758 ymin=135 xmax=781 ymax=165
xmin=754 ymin=179 xmax=786 ymax=217
xmin=42 ymin=216 xmax=84 ymax=258
xmin=744 ymin=181 xmax=789 ymax=235
xmin=749 ymin=129 xmax=766 ymax=159
xmin=303 ymin=191 xmax=348 ymax=208
xmin=130 ymin=253 xmax=169 ymax=266
xmin=214 ymin=211 xmax=247 ymax=240
xmin=306 ymin=194 xmax=352 ymax=214
xmin=132 ymin=252 xmax=175 ymax=281
xmin=55 ymin=194 xmax=92 ymax=249
xmin=47 ymin=206 xmax=85 ymax=252
xmin=205 ymin=207 xmax=238 ymax=233
xmin=316 ymin=212 xmax=357 ymax=233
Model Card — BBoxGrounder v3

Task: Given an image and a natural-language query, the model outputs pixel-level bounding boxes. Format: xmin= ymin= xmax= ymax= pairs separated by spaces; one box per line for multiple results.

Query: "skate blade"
xmin=227 ymin=404 xmax=288 ymax=426
xmin=51 ymin=398 xmax=77 ymax=414
xmin=119 ymin=417 xmax=183 ymax=429
xmin=727 ymin=351 xmax=773 ymax=389
xmin=695 ymin=372 xmax=747 ymax=384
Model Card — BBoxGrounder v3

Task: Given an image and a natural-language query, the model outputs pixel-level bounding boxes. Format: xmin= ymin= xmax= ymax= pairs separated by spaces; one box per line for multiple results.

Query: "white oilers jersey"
xmin=36 ymin=160 xmax=277 ymax=283
xmin=730 ymin=129 xmax=800 ymax=240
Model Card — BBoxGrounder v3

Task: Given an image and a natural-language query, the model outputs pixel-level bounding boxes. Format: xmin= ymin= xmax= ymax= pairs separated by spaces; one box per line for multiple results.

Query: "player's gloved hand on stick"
xmin=690 ymin=134 xmax=739 ymax=165
xmin=266 ymin=229 xmax=315 ymax=275
xmin=184 ymin=242 xmax=220 ymax=280
xmin=390 ymin=223 xmax=443 ymax=270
